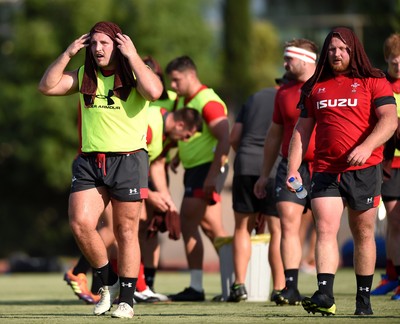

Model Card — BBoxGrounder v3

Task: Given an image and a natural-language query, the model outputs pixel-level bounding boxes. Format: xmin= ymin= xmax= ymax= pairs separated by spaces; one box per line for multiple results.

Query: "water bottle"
xmin=288 ymin=177 xmax=308 ymax=199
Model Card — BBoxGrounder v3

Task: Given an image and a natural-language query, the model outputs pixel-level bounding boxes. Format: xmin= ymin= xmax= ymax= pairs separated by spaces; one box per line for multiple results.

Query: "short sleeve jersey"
xmin=234 ymin=88 xmax=278 ymax=176
xmin=273 ymin=80 xmax=316 ymax=161
xmin=175 ymin=86 xmax=227 ymax=169
xmin=301 ymin=75 xmax=395 ymax=172
xmin=146 ymin=106 xmax=167 ymax=163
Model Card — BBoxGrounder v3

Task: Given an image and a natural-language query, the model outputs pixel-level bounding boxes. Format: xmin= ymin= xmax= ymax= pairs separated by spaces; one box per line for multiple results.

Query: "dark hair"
xmin=166 ymin=55 xmax=197 ymax=74
xmin=299 ymin=27 xmax=385 ymax=107
xmin=142 ymin=55 xmax=168 ymax=100
xmin=173 ymin=107 xmax=202 ymax=132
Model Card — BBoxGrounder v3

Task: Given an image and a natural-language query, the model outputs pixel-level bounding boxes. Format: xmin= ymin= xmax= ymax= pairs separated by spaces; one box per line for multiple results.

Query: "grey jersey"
xmin=233 ymin=87 xmax=280 ymax=176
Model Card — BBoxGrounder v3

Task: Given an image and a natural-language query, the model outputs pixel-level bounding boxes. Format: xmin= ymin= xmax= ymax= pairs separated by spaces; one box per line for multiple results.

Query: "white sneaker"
xmin=111 ymin=302 xmax=134 ymax=318
xmin=134 ymin=286 xmax=169 ymax=302
xmin=148 ymin=288 xmax=170 ymax=302
xmin=93 ymin=280 xmax=120 ymax=315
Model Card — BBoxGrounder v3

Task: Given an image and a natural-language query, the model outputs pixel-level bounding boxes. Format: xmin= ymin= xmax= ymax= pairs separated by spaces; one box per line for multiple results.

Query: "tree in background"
xmin=1 ymin=0 xmax=396 ymax=260
xmin=249 ymin=21 xmax=280 ymax=91
xmin=0 ymin=0 xmax=218 ymax=258
xmin=222 ymin=0 xmax=281 ymax=113
xmin=265 ymin=0 xmax=396 ymax=69
xmin=222 ymin=0 xmax=252 ymax=107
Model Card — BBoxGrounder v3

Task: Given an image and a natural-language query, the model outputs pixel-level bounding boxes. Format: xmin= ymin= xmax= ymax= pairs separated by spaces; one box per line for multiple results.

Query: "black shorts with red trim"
xmin=183 ymin=162 xmax=228 ymax=204
xmin=232 ymin=175 xmax=278 ymax=217
xmin=71 ymin=149 xmax=149 ymax=202
xmin=310 ymin=164 xmax=382 ymax=211
xmin=275 ymin=158 xmax=312 ymax=210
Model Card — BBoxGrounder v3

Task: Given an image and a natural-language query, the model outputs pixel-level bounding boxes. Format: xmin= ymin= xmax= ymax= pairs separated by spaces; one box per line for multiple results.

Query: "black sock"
xmin=72 ymin=255 xmax=91 ymax=275
xmin=144 ymin=267 xmax=156 ymax=290
xmin=284 ymin=269 xmax=299 ymax=289
xmin=395 ymin=265 xmax=400 ymax=283
xmin=356 ymin=274 xmax=373 ymax=302
xmin=317 ymin=273 xmax=335 ymax=299
xmin=91 ymin=268 xmax=103 ymax=294
xmin=119 ymin=277 xmax=137 ymax=307
xmin=94 ymin=262 xmax=118 ymax=286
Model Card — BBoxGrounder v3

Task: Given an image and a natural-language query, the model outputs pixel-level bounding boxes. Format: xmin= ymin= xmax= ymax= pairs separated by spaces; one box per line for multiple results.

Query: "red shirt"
xmin=184 ymin=85 xmax=226 ymax=123
xmin=273 ymin=80 xmax=316 ymax=161
xmin=302 ymin=75 xmax=395 ymax=172
xmin=388 ymin=77 xmax=400 ymax=168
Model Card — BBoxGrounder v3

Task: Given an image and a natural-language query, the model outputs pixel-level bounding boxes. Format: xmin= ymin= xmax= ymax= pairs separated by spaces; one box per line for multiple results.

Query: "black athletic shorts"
xmin=275 ymin=158 xmax=312 ymax=210
xmin=310 ymin=164 xmax=382 ymax=211
xmin=382 ymin=167 xmax=400 ymax=201
xmin=183 ymin=162 xmax=229 ymax=204
xmin=232 ymin=175 xmax=278 ymax=217
xmin=71 ymin=150 xmax=149 ymax=202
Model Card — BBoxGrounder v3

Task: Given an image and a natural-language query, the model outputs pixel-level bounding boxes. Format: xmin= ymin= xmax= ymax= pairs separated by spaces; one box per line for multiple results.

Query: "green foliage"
xmin=127 ymin=0 xmax=218 ymax=86
xmin=0 ymin=0 xmax=219 ymax=258
xmin=2 ymin=0 xmax=395 ymax=259
xmin=249 ymin=21 xmax=281 ymax=91
xmin=223 ymin=0 xmax=252 ymax=103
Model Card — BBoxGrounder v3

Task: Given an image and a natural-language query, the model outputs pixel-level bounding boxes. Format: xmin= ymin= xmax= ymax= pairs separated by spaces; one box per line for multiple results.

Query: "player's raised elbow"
xmin=139 ymin=81 xmax=163 ymax=102
xmin=38 ymin=83 xmax=51 ymax=95
xmin=147 ymin=86 xmax=163 ymax=102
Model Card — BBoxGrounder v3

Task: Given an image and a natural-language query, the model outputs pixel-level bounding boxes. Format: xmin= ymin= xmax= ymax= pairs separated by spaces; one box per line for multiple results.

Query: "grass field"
xmin=0 ymin=268 xmax=399 ymax=323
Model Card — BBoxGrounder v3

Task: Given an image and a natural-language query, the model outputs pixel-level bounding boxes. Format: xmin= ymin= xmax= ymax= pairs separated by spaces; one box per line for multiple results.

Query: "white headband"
xmin=284 ymin=46 xmax=317 ymax=63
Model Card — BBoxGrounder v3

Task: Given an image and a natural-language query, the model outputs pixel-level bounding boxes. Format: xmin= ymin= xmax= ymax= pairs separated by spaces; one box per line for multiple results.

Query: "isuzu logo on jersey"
xmin=316 ymin=98 xmax=358 ymax=109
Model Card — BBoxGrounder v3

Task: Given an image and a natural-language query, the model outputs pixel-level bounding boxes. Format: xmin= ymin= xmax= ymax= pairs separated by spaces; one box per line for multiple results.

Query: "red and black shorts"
xmin=71 ymin=149 xmax=149 ymax=202
xmin=310 ymin=164 xmax=382 ymax=211
xmin=183 ymin=162 xmax=229 ymax=204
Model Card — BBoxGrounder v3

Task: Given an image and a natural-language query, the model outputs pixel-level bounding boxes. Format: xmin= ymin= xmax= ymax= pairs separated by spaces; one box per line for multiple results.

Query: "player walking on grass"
xmin=370 ymin=33 xmax=400 ymax=300
xmin=39 ymin=21 xmax=163 ymax=318
xmin=287 ymin=27 xmax=397 ymax=316
xmin=254 ymin=38 xmax=318 ymax=306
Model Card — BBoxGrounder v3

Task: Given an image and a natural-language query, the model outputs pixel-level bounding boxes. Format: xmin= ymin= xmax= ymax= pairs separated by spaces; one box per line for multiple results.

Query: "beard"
xmin=330 ymin=60 xmax=350 ymax=73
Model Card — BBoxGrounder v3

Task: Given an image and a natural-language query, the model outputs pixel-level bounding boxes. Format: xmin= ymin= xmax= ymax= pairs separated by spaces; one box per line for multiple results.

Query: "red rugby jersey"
xmin=273 ymin=80 xmax=316 ymax=161
xmin=302 ymin=75 xmax=394 ymax=172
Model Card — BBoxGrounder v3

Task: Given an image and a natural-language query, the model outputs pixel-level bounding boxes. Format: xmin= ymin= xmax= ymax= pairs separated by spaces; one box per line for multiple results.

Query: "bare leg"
xmin=112 ymin=199 xmax=142 ymax=278
xmin=69 ymin=188 xmax=109 ymax=268
xmin=266 ymin=215 xmax=285 ymax=290
xmin=139 ymin=202 xmax=160 ymax=269
xmin=232 ymin=212 xmax=256 ymax=284
xmin=180 ymin=197 xmax=207 ymax=270
xmin=311 ymin=197 xmax=344 ymax=274
xmin=276 ymin=201 xmax=304 ymax=270
xmin=385 ymin=200 xmax=400 ymax=269
xmin=200 ymin=202 xmax=228 ymax=243
xmin=348 ymin=207 xmax=377 ymax=275
xmin=97 ymin=202 xmax=117 ymax=251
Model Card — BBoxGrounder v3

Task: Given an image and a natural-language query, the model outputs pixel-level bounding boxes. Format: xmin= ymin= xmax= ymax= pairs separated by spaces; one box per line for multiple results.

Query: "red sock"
xmin=387 ymin=259 xmax=397 ymax=280
xmin=136 ymin=262 xmax=147 ymax=292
